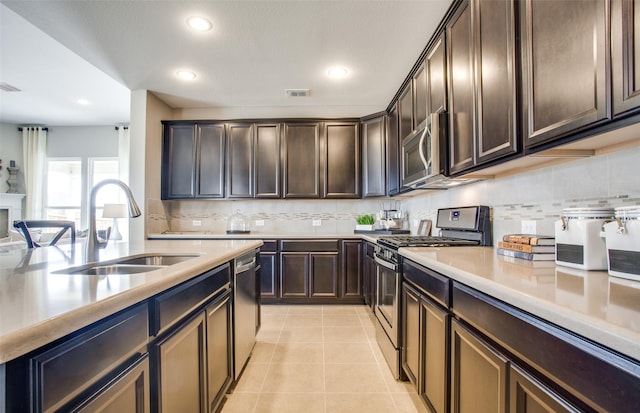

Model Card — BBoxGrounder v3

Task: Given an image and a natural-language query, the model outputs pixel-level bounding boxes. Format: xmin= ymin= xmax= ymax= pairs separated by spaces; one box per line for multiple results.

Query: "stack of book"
xmin=496 ymin=234 xmax=556 ymax=261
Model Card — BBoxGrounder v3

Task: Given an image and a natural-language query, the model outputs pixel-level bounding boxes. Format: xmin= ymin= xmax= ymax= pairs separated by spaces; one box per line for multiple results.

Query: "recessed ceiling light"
xmin=176 ymin=70 xmax=197 ymax=80
xmin=327 ymin=66 xmax=348 ymax=79
xmin=186 ymin=16 xmax=213 ymax=31
xmin=77 ymin=99 xmax=90 ymax=105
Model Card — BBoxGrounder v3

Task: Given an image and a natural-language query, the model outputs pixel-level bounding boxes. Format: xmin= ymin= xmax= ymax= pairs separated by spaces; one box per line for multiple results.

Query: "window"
xmin=46 ymin=159 xmax=82 ymax=227
xmin=46 ymin=157 xmax=120 ymax=234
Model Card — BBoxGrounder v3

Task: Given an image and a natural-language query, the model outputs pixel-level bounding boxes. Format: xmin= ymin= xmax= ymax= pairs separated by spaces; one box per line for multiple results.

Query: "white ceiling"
xmin=0 ymin=0 xmax=452 ymax=126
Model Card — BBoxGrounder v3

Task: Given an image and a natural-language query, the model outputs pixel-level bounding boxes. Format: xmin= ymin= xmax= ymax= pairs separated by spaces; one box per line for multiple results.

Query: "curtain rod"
xmin=18 ymin=127 xmax=48 ymax=131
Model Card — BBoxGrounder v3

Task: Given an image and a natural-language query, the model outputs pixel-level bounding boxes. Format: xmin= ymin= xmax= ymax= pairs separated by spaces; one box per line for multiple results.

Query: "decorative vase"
xmin=6 ymin=166 xmax=19 ymax=193
xmin=355 ymin=224 xmax=375 ymax=231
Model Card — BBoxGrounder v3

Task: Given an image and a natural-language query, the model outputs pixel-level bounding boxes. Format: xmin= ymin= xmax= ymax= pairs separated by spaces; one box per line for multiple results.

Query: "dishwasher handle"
xmin=235 ymin=257 xmax=256 ymax=274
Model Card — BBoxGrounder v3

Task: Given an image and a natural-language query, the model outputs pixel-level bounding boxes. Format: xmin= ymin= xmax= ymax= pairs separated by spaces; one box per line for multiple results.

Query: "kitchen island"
xmin=0 ymin=239 xmax=262 ymax=412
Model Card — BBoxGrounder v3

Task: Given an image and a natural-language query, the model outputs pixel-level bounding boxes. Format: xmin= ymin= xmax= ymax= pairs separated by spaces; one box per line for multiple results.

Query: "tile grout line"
xmin=321 ymin=305 xmax=327 ymax=413
xmin=252 ymin=305 xmax=289 ymax=413
xmin=359 ymin=307 xmax=404 ymax=413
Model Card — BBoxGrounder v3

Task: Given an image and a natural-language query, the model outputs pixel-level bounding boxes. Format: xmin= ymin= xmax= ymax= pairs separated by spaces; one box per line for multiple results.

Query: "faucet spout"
xmin=86 ymin=179 xmax=141 ymax=262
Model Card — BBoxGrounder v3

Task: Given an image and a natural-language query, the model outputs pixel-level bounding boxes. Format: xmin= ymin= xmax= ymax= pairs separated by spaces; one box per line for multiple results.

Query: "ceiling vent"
xmin=0 ymin=82 xmax=21 ymax=92
xmin=285 ymin=89 xmax=310 ymax=97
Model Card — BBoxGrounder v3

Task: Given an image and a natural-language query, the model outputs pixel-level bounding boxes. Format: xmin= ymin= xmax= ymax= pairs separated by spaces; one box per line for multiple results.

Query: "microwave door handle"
xmin=418 ymin=127 xmax=429 ymax=174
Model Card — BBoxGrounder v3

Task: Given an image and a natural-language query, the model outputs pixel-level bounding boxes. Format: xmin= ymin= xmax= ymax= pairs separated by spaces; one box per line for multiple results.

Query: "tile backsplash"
xmin=148 ymin=144 xmax=640 ymax=243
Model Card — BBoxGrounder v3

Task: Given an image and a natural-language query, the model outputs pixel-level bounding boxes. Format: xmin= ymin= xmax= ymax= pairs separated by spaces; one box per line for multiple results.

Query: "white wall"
xmin=0 ymin=122 xmax=24 ymax=193
xmin=47 ymin=125 xmax=118 ymax=158
xmin=130 ymin=90 xmax=175 ymax=240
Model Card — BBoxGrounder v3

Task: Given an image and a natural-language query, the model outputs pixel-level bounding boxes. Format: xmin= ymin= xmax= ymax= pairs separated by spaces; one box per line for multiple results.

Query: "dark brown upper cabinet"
xmin=324 ymin=122 xmax=361 ymax=198
xmin=254 ymin=123 xmax=281 ymax=198
xmin=197 ymin=124 xmax=226 ymax=198
xmin=162 ymin=123 xmax=225 ymax=199
xmin=387 ymin=104 xmax=401 ymax=196
xmin=398 ymin=83 xmax=414 ymax=140
xmin=427 ymin=32 xmax=447 ymax=115
xmin=362 ymin=115 xmax=387 ymax=198
xmin=521 ymin=0 xmax=609 ymax=147
xmin=474 ymin=0 xmax=519 ymax=164
xmin=162 ymin=123 xmax=196 ymax=199
xmin=413 ymin=63 xmax=428 ymax=129
xmin=283 ymin=122 xmax=321 ymax=198
xmin=447 ymin=0 xmax=519 ymax=174
xmin=447 ymin=0 xmax=476 ymax=174
xmin=612 ymin=0 xmax=640 ymax=116
xmin=226 ymin=123 xmax=254 ymax=198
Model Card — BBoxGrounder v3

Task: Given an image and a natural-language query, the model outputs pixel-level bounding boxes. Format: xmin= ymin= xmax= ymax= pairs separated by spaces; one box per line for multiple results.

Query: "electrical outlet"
xmin=521 ymin=220 xmax=536 ymax=234
xmin=255 ymin=220 xmax=265 ymax=227
xmin=312 ymin=219 xmax=322 ymax=227
xmin=192 ymin=220 xmax=202 ymax=227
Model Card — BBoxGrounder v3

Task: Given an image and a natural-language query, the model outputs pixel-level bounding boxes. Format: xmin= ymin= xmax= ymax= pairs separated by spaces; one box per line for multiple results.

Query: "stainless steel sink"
xmin=117 ymin=254 xmax=198 ymax=266
xmin=68 ymin=264 xmax=166 ymax=276
xmin=53 ymin=253 xmax=200 ymax=275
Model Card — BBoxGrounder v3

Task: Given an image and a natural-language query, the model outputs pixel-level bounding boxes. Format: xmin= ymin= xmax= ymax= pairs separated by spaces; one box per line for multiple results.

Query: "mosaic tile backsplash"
xmin=148 ymin=144 xmax=640 ymax=244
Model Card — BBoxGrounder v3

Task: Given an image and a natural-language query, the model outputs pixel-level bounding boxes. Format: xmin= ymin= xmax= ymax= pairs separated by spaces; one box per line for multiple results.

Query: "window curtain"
xmin=117 ymin=125 xmax=130 ymax=240
xmin=117 ymin=126 xmax=130 ymax=184
xmin=22 ymin=127 xmax=47 ymax=219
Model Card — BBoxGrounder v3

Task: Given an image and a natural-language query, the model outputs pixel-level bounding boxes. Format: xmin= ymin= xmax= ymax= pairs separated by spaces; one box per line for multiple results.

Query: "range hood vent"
xmin=0 ymin=82 xmax=21 ymax=92
xmin=285 ymin=89 xmax=310 ymax=97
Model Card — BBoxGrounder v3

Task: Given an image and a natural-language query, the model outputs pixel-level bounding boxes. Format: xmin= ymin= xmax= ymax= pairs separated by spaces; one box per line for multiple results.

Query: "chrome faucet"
xmin=86 ymin=179 xmax=141 ymax=262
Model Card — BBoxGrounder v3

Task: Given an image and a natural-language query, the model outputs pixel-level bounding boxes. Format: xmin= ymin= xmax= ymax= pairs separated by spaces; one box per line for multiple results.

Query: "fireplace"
xmin=0 ymin=193 xmax=25 ymax=239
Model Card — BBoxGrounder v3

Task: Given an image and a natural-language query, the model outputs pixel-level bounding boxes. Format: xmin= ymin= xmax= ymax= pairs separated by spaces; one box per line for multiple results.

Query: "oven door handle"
xmin=374 ymin=255 xmax=398 ymax=272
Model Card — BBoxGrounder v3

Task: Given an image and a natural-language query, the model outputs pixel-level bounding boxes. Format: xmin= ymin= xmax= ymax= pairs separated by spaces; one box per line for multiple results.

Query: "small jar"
xmin=226 ymin=210 xmax=250 ymax=234
xmin=602 ymin=206 xmax=640 ymax=280
xmin=555 ymin=207 xmax=614 ymax=270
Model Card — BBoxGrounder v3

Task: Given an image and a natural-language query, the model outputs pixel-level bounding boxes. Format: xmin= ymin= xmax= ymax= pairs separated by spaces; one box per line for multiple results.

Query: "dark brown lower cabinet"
xmin=5 ymin=304 xmax=149 ymax=413
xmin=280 ymin=252 xmax=339 ymax=299
xmin=280 ymin=252 xmax=310 ymax=298
xmin=510 ymin=365 xmax=580 ymax=413
xmin=73 ymin=356 xmax=150 ymax=413
xmin=310 ymin=252 xmax=340 ymax=298
xmin=363 ymin=242 xmax=376 ymax=309
xmin=152 ymin=287 xmax=233 ymax=413
xmin=421 ymin=298 xmax=448 ymax=413
xmin=341 ymin=240 xmax=362 ymax=298
xmin=402 ymin=284 xmax=450 ymax=413
xmin=155 ymin=312 xmax=207 ymax=413
xmin=205 ymin=292 xmax=233 ymax=413
xmin=402 ymin=261 xmax=451 ymax=413
xmin=451 ymin=319 xmax=508 ymax=413
xmin=259 ymin=241 xmax=279 ymax=301
xmin=402 ymin=284 xmax=421 ymax=386
xmin=277 ymin=240 xmax=362 ymax=303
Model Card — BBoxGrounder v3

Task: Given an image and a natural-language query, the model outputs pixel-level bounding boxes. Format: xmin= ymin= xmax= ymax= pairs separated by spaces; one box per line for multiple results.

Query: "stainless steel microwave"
xmin=401 ymin=112 xmax=448 ymax=189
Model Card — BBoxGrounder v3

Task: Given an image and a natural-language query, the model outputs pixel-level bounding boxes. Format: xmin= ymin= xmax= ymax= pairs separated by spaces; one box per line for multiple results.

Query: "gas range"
xmin=377 ymin=235 xmax=480 ymax=250
xmin=374 ymin=206 xmax=492 ymax=260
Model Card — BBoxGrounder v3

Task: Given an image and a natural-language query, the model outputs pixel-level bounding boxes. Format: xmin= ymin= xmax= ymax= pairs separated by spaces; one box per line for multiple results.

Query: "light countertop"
xmin=148 ymin=231 xmax=370 ymax=240
xmin=400 ymin=246 xmax=640 ymax=363
xmin=0 ymin=239 xmax=262 ymax=363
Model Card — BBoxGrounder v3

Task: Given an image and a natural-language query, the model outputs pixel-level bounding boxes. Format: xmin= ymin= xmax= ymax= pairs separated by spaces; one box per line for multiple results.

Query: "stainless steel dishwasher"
xmin=233 ymin=249 xmax=259 ymax=379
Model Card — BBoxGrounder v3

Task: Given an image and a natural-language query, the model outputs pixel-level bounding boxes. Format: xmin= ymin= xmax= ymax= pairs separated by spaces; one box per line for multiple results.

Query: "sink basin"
xmin=53 ymin=253 xmax=200 ymax=275
xmin=117 ymin=254 xmax=198 ymax=266
xmin=68 ymin=264 xmax=166 ymax=276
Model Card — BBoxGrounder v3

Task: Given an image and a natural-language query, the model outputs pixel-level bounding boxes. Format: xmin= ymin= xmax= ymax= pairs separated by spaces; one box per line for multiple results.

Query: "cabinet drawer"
xmin=30 ymin=304 xmax=149 ymax=413
xmin=260 ymin=240 xmax=278 ymax=252
xmin=403 ymin=259 xmax=451 ymax=308
xmin=452 ymin=282 xmax=640 ymax=412
xmin=280 ymin=240 xmax=339 ymax=252
xmin=151 ymin=263 xmax=230 ymax=336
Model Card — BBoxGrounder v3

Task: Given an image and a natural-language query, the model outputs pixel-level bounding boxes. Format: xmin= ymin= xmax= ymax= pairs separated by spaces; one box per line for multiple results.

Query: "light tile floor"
xmin=220 ymin=304 xmax=428 ymax=413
